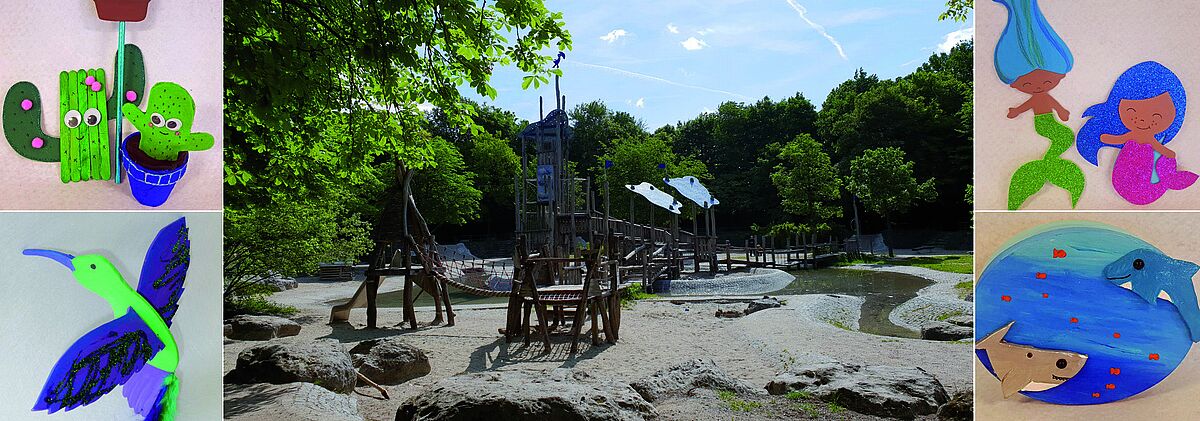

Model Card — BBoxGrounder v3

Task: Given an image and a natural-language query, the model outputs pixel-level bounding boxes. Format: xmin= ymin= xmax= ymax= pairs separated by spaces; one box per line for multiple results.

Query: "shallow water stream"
xmin=777 ymin=269 xmax=933 ymax=338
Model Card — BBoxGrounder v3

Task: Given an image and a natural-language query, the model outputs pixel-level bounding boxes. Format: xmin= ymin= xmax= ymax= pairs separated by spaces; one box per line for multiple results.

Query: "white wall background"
xmin=0 ymin=213 xmax=222 ymax=420
xmin=0 ymin=0 xmax=223 ymax=210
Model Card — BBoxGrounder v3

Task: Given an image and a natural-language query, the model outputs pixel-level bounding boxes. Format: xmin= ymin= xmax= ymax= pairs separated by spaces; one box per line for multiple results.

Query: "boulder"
xmin=395 ymin=369 xmax=656 ymax=421
xmin=225 ymin=340 xmax=357 ymax=394
xmin=225 ymin=315 xmax=302 ymax=341
xmin=944 ymin=315 xmax=974 ymax=328
xmin=766 ymin=361 xmax=948 ymax=419
xmin=715 ymin=305 xmax=743 ymax=318
xmin=920 ymin=321 xmax=973 ymax=341
xmin=744 ymin=296 xmax=782 ymax=315
xmin=349 ymin=338 xmax=432 ymax=385
xmin=631 ymin=358 xmax=757 ymax=402
xmin=260 ymin=275 xmax=299 ymax=292
xmin=937 ymin=391 xmax=972 ymax=421
xmin=224 ymin=382 xmax=362 ymax=421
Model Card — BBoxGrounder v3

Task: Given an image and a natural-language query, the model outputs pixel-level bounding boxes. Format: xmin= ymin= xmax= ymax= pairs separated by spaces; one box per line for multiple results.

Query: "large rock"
xmin=225 ymin=315 xmax=302 ymax=340
xmin=225 ymin=382 xmax=362 ymax=421
xmin=395 ymin=369 xmax=656 ymax=421
xmin=715 ymin=305 xmax=743 ymax=318
xmin=631 ymin=358 xmax=757 ymax=402
xmin=260 ymin=275 xmax=299 ymax=292
xmin=920 ymin=321 xmax=973 ymax=341
xmin=225 ymin=340 xmax=357 ymax=394
xmin=766 ymin=361 xmax=948 ymax=419
xmin=349 ymin=338 xmax=432 ymax=385
xmin=944 ymin=315 xmax=973 ymax=328
xmin=744 ymin=297 xmax=782 ymax=315
xmin=937 ymin=391 xmax=972 ymax=421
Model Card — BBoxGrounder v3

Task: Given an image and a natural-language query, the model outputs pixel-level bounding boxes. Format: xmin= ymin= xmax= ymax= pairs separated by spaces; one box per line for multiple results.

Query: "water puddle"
xmin=777 ymin=269 xmax=933 ymax=338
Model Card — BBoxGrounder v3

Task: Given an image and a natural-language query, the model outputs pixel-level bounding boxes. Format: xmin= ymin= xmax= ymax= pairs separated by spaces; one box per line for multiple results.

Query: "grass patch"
xmin=953 ymin=280 xmax=974 ymax=299
xmin=717 ymin=390 xmax=762 ymax=412
xmin=793 ymin=402 xmax=819 ymax=417
xmin=826 ymin=402 xmax=847 ymax=413
xmin=620 ymin=283 xmax=658 ymax=309
xmin=828 ymin=320 xmax=853 ymax=331
xmin=840 ymin=255 xmax=973 ymax=274
xmin=225 ymin=295 xmax=299 ymax=317
xmin=785 ymin=390 xmax=811 ymax=400
xmin=936 ymin=310 xmax=967 ymax=321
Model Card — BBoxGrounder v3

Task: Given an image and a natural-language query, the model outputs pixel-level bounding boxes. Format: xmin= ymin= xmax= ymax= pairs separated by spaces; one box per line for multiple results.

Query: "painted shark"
xmin=976 ymin=321 xmax=1088 ymax=398
xmin=1103 ymin=248 xmax=1200 ymax=342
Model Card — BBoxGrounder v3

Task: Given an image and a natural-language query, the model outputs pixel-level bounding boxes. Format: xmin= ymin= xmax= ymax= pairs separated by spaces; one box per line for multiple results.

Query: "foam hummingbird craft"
xmin=27 ymin=217 xmax=190 ymax=421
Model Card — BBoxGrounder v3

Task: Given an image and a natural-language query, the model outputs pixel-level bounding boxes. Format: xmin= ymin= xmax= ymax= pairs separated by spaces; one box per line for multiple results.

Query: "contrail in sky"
xmin=785 ymin=0 xmax=848 ymax=60
xmin=568 ymin=61 xmax=751 ymax=101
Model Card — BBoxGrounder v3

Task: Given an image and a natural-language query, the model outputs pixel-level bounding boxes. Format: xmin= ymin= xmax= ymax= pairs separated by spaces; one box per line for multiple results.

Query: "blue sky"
xmin=467 ymin=1 xmax=974 ymax=129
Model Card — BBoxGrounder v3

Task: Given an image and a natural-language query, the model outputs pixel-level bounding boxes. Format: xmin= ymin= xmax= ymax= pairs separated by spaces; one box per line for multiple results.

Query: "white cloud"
xmin=666 ymin=23 xmax=679 ymax=34
xmin=697 ymin=28 xmax=714 ymax=36
xmin=600 ymin=29 xmax=629 ymax=43
xmin=784 ymin=0 xmax=848 ymax=60
xmin=636 ymin=98 xmax=645 ymax=108
xmin=681 ymin=37 xmax=708 ymax=51
xmin=937 ymin=27 xmax=974 ymax=53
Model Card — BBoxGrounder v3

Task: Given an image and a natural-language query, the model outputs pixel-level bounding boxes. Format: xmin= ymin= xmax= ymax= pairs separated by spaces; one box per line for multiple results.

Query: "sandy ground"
xmin=225 ymin=270 xmax=973 ymax=420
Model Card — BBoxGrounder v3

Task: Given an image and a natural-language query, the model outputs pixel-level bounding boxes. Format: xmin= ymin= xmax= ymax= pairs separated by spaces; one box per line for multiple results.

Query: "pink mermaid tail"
xmin=1112 ymin=140 xmax=1198 ymax=205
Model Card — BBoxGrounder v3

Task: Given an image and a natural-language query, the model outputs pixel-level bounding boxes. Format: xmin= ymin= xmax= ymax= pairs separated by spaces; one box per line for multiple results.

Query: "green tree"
xmin=570 ymin=100 xmax=647 ymax=165
xmin=939 ymin=0 xmax=973 ymax=21
xmin=847 ymin=147 xmax=937 ymax=256
xmin=224 ymin=198 xmax=373 ymax=312
xmin=411 ymin=136 xmax=483 ymax=226
xmin=224 ymin=0 xmax=570 ymax=309
xmin=771 ymin=134 xmax=842 ymax=237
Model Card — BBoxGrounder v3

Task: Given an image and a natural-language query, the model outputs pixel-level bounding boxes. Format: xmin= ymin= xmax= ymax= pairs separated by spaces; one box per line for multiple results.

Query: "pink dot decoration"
xmin=90 ymin=82 xmax=102 ymax=92
xmin=31 ymin=137 xmax=44 ymax=149
xmin=85 ymin=76 xmax=96 ymax=85
xmin=20 ymin=99 xmax=33 ymax=111
xmin=126 ymin=91 xmax=137 ymax=102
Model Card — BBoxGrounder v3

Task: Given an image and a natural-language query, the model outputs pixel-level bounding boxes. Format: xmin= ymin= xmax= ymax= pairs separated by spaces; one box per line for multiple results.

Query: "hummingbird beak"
xmin=23 ymin=249 xmax=76 ymax=271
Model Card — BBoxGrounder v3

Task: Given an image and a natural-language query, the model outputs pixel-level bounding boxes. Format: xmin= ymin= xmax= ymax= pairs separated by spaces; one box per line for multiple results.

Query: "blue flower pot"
xmin=121 ymin=132 xmax=188 ymax=207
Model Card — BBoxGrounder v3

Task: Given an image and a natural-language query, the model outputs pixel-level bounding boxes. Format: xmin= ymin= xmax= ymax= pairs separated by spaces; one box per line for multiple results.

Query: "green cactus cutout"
xmin=1 ymin=44 xmax=145 ymax=181
xmin=124 ymin=82 xmax=213 ymax=162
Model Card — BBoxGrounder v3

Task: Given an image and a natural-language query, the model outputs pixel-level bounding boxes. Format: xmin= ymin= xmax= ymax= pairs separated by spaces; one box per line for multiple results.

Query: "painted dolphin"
xmin=1103 ymin=248 xmax=1200 ymax=342
xmin=976 ymin=321 xmax=1088 ymax=398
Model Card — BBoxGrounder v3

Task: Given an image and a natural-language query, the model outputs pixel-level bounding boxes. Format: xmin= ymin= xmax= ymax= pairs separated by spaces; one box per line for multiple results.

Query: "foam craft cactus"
xmin=123 ymin=83 xmax=213 ymax=162
xmin=1 ymin=44 xmax=146 ymax=181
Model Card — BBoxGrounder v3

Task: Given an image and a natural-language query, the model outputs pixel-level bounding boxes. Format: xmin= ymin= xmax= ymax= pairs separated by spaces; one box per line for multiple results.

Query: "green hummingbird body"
xmin=69 ymin=254 xmax=179 ymax=371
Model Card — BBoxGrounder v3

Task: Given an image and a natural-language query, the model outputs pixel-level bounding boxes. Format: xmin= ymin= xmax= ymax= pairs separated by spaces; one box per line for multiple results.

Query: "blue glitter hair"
xmin=1076 ymin=61 xmax=1187 ymax=166
xmin=993 ymin=0 xmax=1074 ymax=84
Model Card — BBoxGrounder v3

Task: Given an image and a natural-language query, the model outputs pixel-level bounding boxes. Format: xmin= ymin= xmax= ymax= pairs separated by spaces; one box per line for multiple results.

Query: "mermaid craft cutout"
xmin=1077 ymin=62 xmax=1197 ymax=205
xmin=994 ymin=0 xmax=1084 ymax=210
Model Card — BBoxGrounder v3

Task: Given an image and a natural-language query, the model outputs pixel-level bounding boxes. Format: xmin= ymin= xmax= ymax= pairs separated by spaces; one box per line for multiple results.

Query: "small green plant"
xmin=794 ymin=402 xmax=818 ymax=417
xmin=717 ymin=390 xmax=762 ymax=412
xmin=954 ymin=280 xmax=974 ymax=299
xmin=826 ymin=402 xmax=846 ymax=413
xmin=828 ymin=320 xmax=853 ymax=331
xmin=780 ymin=349 xmax=797 ymax=371
xmin=937 ymin=310 xmax=967 ymax=321
xmin=620 ymin=282 xmax=658 ymax=309
xmin=785 ymin=390 xmax=811 ymax=400
xmin=226 ymin=295 xmax=299 ymax=317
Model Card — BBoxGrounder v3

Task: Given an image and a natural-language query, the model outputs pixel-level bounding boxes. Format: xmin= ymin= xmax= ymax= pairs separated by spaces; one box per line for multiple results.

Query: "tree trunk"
xmin=885 ymin=214 xmax=894 ymax=258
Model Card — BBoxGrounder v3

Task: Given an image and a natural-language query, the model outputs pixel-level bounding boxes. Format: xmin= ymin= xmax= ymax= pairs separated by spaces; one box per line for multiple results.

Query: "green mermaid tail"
xmin=1007 ymin=113 xmax=1086 ymax=210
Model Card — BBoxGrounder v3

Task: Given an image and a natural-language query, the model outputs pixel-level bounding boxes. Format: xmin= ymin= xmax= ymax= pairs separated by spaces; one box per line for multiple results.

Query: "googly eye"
xmin=83 ymin=108 xmax=102 ymax=127
xmin=64 ymin=110 xmax=82 ymax=129
xmin=150 ymin=113 xmax=165 ymax=127
xmin=165 ymin=118 xmax=182 ymax=131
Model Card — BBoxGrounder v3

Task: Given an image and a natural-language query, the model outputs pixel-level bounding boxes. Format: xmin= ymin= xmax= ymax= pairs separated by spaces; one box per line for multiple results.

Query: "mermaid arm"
xmin=1008 ymin=99 xmax=1034 ymax=119
xmin=1150 ymin=141 xmax=1177 ymax=159
xmin=1049 ymin=96 xmax=1070 ymax=121
xmin=1101 ymin=133 xmax=1130 ymax=145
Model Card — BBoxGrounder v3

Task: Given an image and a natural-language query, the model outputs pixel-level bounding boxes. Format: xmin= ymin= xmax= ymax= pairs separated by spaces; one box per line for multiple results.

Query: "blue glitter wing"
xmin=137 ymin=217 xmax=190 ymax=325
xmin=32 ymin=310 xmax=163 ymax=414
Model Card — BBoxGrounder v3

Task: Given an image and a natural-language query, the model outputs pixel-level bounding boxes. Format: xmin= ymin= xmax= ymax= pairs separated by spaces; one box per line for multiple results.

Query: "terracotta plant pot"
xmin=93 ymin=0 xmax=151 ymax=22
xmin=122 ymin=132 xmax=188 ymax=207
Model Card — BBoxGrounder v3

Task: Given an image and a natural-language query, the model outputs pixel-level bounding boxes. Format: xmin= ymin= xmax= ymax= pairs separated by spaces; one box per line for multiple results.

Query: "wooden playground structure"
xmin=328 ymin=76 xmax=848 ymax=352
